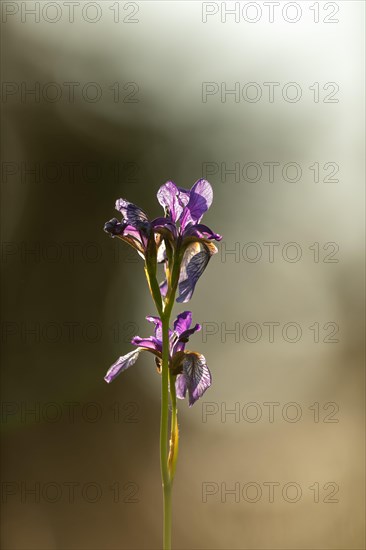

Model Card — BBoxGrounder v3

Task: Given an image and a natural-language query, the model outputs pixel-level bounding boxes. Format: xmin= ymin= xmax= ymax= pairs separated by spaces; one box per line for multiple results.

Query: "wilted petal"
xmin=180 ymin=352 xmax=212 ymax=406
xmin=104 ymin=348 xmax=142 ymax=383
xmin=176 ymin=242 xmax=217 ymax=303
xmin=181 ymin=179 xmax=213 ymax=227
xmin=115 ymin=198 xmax=149 ymax=227
xmin=104 ymin=218 xmax=126 ymax=237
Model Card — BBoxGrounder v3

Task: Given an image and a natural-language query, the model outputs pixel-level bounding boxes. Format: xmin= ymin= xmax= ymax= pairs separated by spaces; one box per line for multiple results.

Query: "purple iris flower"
xmin=104 ymin=179 xmax=222 ymax=303
xmin=156 ymin=179 xmax=222 ymax=303
xmin=104 ymin=311 xmax=212 ymax=406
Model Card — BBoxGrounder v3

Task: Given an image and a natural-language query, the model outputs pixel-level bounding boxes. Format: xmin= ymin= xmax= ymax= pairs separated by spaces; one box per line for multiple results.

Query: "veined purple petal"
xmin=184 ymin=223 xmax=222 ymax=241
xmin=115 ymin=198 xmax=149 ymax=227
xmin=173 ymin=311 xmax=192 ymax=336
xmin=104 ymin=348 xmax=142 ymax=383
xmin=177 ymin=352 xmax=212 ymax=406
xmin=104 ymin=219 xmax=145 ymax=258
xmin=131 ymin=336 xmax=162 ymax=353
xmin=181 ymin=179 xmax=213 ymax=228
xmin=176 ymin=242 xmax=217 ymax=303
xmin=177 ymin=187 xmax=191 ymax=210
xmin=123 ymin=224 xmax=144 ymax=241
xmin=157 ymin=181 xmax=181 ymax=222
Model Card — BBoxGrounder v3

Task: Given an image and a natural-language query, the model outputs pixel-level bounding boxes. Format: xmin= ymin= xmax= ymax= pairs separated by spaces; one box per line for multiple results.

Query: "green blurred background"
xmin=1 ymin=1 xmax=365 ymax=549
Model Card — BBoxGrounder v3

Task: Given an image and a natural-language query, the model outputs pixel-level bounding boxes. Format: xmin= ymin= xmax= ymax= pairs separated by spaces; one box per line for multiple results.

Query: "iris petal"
xmin=115 ymin=198 xmax=149 ymax=227
xmin=173 ymin=311 xmax=192 ymax=336
xmin=131 ymin=336 xmax=162 ymax=353
xmin=104 ymin=348 xmax=142 ymax=383
xmin=181 ymin=179 xmax=213 ymax=228
xmin=176 ymin=242 xmax=217 ymax=303
xmin=184 ymin=223 xmax=222 ymax=241
xmin=157 ymin=181 xmax=189 ymax=223
xmin=178 ymin=352 xmax=212 ymax=406
xmin=175 ymin=373 xmax=188 ymax=399
xmin=104 ymin=218 xmax=126 ymax=237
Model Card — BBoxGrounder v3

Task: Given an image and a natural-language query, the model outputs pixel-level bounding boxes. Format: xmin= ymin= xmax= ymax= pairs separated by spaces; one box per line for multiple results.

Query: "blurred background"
xmin=1 ymin=1 xmax=365 ymax=549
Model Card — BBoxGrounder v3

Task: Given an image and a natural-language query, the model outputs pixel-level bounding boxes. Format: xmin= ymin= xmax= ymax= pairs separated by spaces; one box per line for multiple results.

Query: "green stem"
xmin=159 ymin=245 xmax=183 ymax=549
xmin=161 ymin=314 xmax=172 ymax=550
xmin=168 ymin=371 xmax=179 ymax=482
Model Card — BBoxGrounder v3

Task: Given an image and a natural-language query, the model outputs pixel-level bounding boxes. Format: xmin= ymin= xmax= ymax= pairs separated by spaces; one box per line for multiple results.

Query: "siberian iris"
xmin=103 ymin=179 xmax=221 ymax=550
xmin=104 ymin=179 xmax=222 ymax=303
xmin=104 ymin=311 xmax=211 ymax=407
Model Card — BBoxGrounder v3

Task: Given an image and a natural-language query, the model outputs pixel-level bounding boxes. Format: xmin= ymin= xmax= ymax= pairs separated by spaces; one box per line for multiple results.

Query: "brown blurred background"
xmin=1 ymin=2 xmax=365 ymax=549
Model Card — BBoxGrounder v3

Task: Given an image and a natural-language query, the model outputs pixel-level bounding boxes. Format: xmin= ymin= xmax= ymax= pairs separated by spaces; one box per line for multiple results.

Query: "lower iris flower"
xmin=104 ymin=311 xmax=211 ymax=407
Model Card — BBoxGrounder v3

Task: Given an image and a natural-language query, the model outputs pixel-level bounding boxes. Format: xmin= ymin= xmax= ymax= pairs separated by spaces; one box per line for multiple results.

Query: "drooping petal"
xmin=104 ymin=348 xmax=142 ymax=383
xmin=184 ymin=223 xmax=222 ymax=242
xmin=104 ymin=218 xmax=145 ymax=257
xmin=178 ymin=352 xmax=212 ymax=406
xmin=104 ymin=218 xmax=126 ymax=237
xmin=180 ymin=179 xmax=213 ymax=228
xmin=157 ymin=181 xmax=189 ymax=223
xmin=176 ymin=241 xmax=217 ymax=303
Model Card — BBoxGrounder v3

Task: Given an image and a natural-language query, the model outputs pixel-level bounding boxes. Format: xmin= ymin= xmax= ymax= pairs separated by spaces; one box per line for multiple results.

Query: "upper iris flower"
xmin=104 ymin=311 xmax=211 ymax=406
xmin=104 ymin=179 xmax=222 ymax=303
xmin=156 ymin=179 xmax=222 ymax=303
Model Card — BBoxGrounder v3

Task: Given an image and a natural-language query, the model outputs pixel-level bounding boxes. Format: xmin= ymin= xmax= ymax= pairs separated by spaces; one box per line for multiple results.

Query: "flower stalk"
xmin=103 ymin=179 xmax=222 ymax=549
xmin=161 ymin=312 xmax=173 ymax=550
